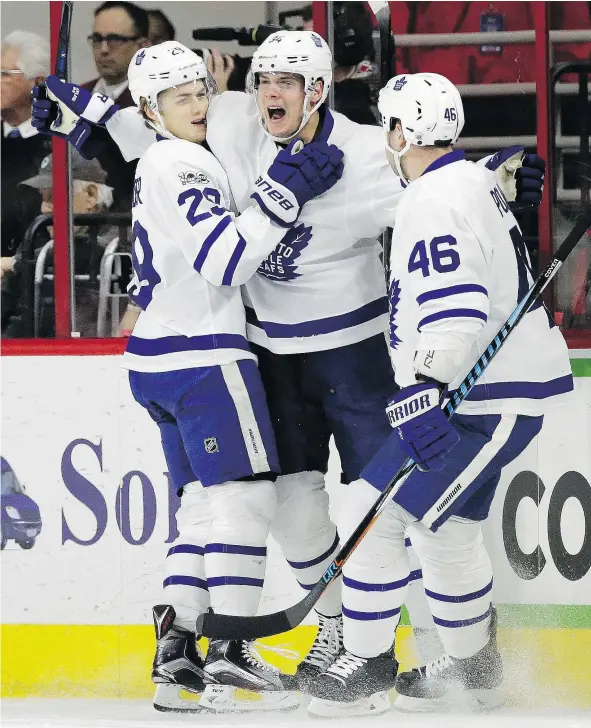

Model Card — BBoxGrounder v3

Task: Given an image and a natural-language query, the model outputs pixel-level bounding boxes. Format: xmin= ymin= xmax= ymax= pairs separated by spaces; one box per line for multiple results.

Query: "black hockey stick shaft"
xmin=55 ymin=1 xmax=74 ymax=79
xmin=37 ymin=1 xmax=73 ymax=121
xmin=196 ymin=212 xmax=591 ymax=641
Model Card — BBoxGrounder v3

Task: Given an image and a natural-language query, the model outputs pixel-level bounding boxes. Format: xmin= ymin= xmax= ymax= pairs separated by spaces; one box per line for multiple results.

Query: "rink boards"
xmin=1 ymin=351 xmax=590 ymax=707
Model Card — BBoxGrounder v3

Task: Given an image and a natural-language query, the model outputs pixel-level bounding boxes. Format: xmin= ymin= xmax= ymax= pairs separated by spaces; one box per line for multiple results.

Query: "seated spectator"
xmin=1 ymin=150 xmax=117 ymax=338
xmin=1 ymin=31 xmax=52 ymax=259
xmin=147 ymin=9 xmax=176 ymax=44
xmin=83 ymin=0 xmax=149 ymax=210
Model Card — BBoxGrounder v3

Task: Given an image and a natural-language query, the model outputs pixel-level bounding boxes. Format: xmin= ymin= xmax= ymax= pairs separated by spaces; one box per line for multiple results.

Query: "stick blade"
xmin=196 ymin=591 xmax=317 ymax=640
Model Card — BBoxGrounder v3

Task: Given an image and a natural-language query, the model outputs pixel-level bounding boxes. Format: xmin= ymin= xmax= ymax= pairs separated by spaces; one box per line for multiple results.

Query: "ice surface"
xmin=2 ymin=700 xmax=590 ymax=728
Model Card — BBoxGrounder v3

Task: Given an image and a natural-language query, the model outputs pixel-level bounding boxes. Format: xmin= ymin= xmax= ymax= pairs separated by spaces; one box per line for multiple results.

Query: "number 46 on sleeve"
xmin=408 ymin=235 xmax=460 ymax=277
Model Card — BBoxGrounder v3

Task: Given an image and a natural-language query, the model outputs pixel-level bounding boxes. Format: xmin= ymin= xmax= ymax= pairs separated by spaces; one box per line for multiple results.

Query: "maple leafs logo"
xmin=389 ymin=277 xmax=402 ymax=350
xmin=257 ymin=223 xmax=312 ymax=282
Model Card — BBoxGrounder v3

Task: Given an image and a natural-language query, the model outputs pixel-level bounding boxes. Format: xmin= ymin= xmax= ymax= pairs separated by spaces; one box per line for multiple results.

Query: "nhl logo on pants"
xmin=204 ymin=437 xmax=219 ymax=454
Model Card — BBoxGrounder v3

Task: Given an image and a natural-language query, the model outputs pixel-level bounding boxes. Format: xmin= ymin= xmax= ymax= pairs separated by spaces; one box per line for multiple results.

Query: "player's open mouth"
xmin=191 ymin=119 xmax=206 ymax=125
xmin=268 ymin=107 xmax=286 ymax=122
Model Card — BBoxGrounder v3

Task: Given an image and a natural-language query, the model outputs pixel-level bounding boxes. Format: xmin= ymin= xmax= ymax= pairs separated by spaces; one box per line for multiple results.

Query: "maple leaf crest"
xmin=389 ymin=277 xmax=402 ymax=350
xmin=257 ymin=223 xmax=312 ymax=282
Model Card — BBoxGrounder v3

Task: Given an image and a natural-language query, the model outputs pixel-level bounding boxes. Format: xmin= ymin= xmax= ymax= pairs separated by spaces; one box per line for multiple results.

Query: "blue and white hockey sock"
xmin=270 ymin=471 xmax=342 ymax=617
xmin=407 ymin=518 xmax=494 ymax=659
xmin=163 ymin=481 xmax=211 ymax=632
xmin=339 ymin=480 xmax=411 ymax=657
xmin=205 ymin=479 xmax=276 ymax=616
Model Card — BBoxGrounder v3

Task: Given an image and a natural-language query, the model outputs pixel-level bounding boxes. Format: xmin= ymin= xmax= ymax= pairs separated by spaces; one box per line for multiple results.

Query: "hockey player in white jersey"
xmin=32 ymin=30 xmax=546 ymax=697
xmin=306 ymin=73 xmax=573 ymax=717
xmin=114 ymin=42 xmax=343 ymax=713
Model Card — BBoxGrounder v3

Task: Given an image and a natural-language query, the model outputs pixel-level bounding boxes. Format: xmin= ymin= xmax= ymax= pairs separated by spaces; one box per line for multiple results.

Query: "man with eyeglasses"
xmin=85 ymin=0 xmax=149 ymax=106
xmin=82 ymin=2 xmax=149 ymax=213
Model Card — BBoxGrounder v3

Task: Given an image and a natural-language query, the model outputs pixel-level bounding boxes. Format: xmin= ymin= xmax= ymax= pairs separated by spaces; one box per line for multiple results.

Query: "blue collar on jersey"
xmin=314 ymin=106 xmax=334 ymax=143
xmin=421 ymin=149 xmax=466 ymax=177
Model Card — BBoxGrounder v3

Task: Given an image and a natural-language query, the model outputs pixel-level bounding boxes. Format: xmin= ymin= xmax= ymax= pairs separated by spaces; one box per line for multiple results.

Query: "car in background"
xmin=1 ymin=457 xmax=42 ymax=549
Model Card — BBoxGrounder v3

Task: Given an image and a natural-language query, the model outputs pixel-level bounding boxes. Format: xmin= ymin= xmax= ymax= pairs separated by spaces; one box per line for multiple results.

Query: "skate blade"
xmin=395 ymin=686 xmax=504 ymax=714
xmin=308 ymin=691 xmax=391 ymax=718
xmin=200 ymin=684 xmax=299 ymax=713
xmin=152 ymin=684 xmax=205 ymax=713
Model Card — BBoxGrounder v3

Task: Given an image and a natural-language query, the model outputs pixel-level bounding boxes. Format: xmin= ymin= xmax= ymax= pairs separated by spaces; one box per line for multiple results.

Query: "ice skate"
xmin=395 ymin=608 xmax=503 ymax=712
xmin=200 ymin=639 xmax=299 ymax=712
xmin=151 ymin=605 xmax=207 ymax=713
xmin=294 ymin=613 xmax=343 ymax=694
xmin=307 ymin=646 xmax=398 ymax=718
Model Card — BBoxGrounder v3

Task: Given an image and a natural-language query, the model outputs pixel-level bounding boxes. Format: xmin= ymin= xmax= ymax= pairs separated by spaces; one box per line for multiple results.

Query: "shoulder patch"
xmin=178 ymin=170 xmax=210 ymax=186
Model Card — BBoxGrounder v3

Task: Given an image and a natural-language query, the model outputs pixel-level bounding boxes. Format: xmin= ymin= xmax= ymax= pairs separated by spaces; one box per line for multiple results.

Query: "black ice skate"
xmin=293 ymin=613 xmax=343 ymax=694
xmin=199 ymin=639 xmax=299 ymax=712
xmin=395 ymin=607 xmax=503 ymax=712
xmin=307 ymin=646 xmax=398 ymax=718
xmin=151 ymin=605 xmax=207 ymax=713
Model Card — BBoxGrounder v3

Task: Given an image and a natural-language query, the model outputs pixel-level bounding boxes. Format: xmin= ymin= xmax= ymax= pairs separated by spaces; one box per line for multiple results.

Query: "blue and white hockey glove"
xmin=486 ymin=145 xmax=545 ymax=208
xmin=251 ymin=138 xmax=344 ymax=227
xmin=386 ymin=382 xmax=459 ymax=472
xmin=43 ymin=75 xmax=119 ymax=131
xmin=31 ymin=84 xmax=95 ymax=155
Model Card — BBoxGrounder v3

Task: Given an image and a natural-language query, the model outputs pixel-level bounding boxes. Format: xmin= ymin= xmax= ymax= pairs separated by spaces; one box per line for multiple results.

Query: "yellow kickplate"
xmin=233 ymin=688 xmax=265 ymax=702
xmin=178 ymin=690 xmax=202 ymax=702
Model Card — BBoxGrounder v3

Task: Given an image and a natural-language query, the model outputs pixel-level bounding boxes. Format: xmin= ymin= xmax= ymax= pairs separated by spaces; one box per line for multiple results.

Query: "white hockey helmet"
xmin=249 ymin=30 xmax=333 ymax=142
xmin=128 ymin=41 xmax=216 ymax=139
xmin=378 ymin=73 xmax=465 ymax=181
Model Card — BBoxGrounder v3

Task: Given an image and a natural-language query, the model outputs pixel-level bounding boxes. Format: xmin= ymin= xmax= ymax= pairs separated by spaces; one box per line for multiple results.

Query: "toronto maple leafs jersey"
xmin=107 ymin=96 xmax=404 ymax=354
xmin=120 ymin=138 xmax=286 ymax=373
xmin=387 ymin=150 xmax=573 ymax=416
xmin=206 ymin=92 xmax=403 ymax=353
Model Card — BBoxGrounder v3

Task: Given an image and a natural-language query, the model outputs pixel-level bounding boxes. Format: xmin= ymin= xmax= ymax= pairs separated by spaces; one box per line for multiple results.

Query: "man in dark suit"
xmin=83 ymin=1 xmax=149 ymax=209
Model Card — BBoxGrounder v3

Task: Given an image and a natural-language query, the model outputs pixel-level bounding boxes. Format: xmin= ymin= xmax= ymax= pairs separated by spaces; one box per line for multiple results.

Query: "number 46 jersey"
xmin=388 ymin=150 xmax=573 ymax=416
xmin=121 ymin=138 xmax=286 ymax=373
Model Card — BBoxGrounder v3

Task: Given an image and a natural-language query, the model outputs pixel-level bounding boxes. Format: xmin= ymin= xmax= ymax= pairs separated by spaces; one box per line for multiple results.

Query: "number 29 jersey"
xmin=121 ymin=137 xmax=286 ymax=373
xmin=388 ymin=151 xmax=573 ymax=416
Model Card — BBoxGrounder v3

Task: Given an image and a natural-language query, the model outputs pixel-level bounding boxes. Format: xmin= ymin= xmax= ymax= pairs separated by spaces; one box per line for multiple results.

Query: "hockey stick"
xmin=196 ymin=211 xmax=591 ymax=641
xmin=37 ymin=0 xmax=73 ymax=122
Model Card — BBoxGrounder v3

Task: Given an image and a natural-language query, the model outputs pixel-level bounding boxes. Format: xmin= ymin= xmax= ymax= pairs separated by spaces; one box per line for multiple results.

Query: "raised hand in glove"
xmin=386 ymin=382 xmax=459 ymax=472
xmin=251 ymin=138 xmax=344 ymax=227
xmin=486 ymin=145 xmax=546 ymax=208
xmin=31 ymin=84 xmax=94 ymax=154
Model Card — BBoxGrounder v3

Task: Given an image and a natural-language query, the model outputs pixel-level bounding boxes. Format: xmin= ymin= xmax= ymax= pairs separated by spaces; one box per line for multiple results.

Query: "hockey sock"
xmin=205 ymin=479 xmax=276 ymax=616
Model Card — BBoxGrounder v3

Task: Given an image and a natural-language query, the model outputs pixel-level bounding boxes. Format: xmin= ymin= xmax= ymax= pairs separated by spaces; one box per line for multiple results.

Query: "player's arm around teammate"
xmin=88 ymin=42 xmax=343 ymax=714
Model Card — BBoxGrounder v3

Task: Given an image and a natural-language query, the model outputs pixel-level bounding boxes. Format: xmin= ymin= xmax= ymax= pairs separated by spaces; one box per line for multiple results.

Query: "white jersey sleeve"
xmin=396 ymin=195 xmax=491 ymax=354
xmin=105 ymin=106 xmax=155 ymax=162
xmin=143 ymin=146 xmax=286 ymax=289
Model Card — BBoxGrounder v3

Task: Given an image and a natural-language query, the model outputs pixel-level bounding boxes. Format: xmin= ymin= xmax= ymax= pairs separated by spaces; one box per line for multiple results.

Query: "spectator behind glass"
xmin=147 ymin=9 xmax=176 ymax=44
xmin=86 ymin=0 xmax=149 ymax=102
xmin=1 ymin=150 xmax=116 ymax=338
xmin=1 ymin=31 xmax=52 ymax=260
xmin=83 ymin=1 xmax=149 ymax=214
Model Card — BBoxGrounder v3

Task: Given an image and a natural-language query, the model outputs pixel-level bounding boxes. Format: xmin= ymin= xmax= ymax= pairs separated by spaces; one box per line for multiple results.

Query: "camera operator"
xmin=194 ymin=2 xmax=379 ymax=124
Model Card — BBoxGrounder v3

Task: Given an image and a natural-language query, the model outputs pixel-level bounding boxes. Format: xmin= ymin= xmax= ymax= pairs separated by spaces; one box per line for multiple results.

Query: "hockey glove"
xmin=251 ymin=138 xmax=344 ymax=227
xmin=32 ymin=85 xmax=96 ymax=155
xmin=43 ymin=75 xmax=119 ymax=132
xmin=486 ymin=146 xmax=545 ymax=208
xmin=386 ymin=382 xmax=459 ymax=472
